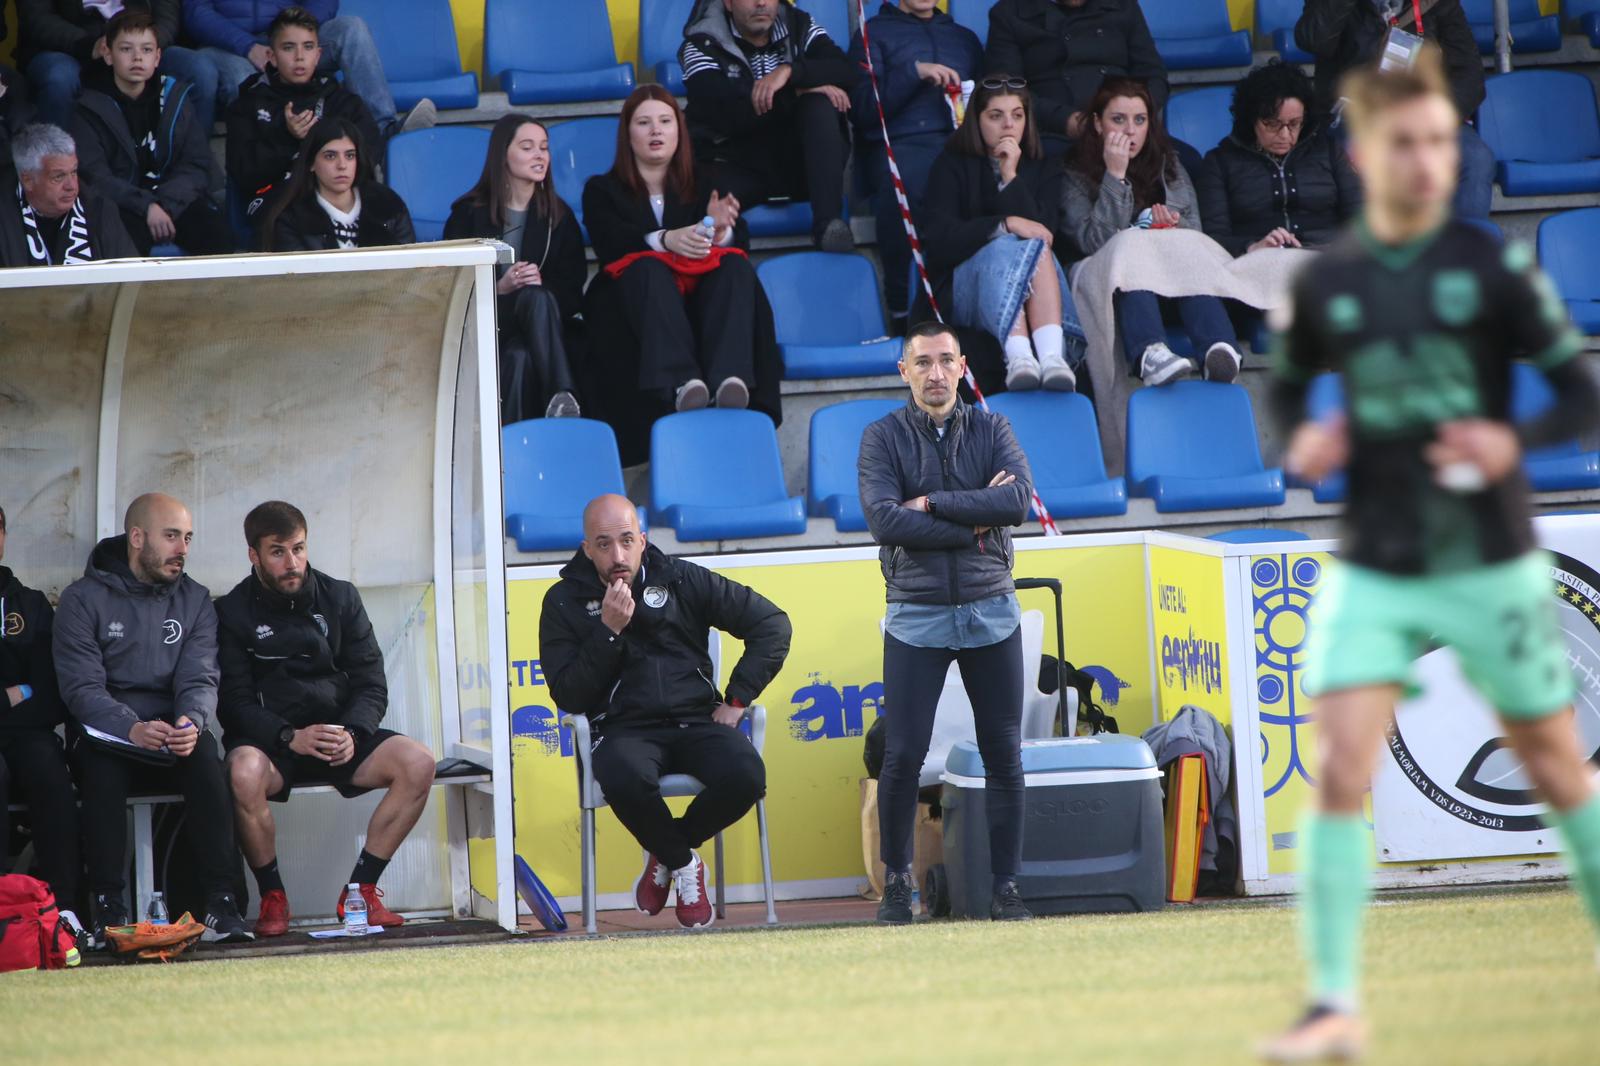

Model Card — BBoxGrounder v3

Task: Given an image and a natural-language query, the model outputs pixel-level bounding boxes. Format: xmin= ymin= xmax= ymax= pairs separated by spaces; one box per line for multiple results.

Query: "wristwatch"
xmin=278 ymin=724 xmax=295 ymax=750
xmin=926 ymin=496 xmax=938 ymax=517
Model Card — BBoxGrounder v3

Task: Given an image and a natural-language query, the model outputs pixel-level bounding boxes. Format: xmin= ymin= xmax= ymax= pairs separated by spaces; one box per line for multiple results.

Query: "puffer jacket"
xmin=858 ymin=398 xmax=1033 ymax=606
xmin=181 ymin=0 xmax=338 ymax=56
xmin=846 ymin=3 xmax=984 ymax=145
xmin=1294 ymin=0 xmax=1484 ymax=119
xmin=0 ymin=566 xmax=66 ymax=735
xmin=1196 ymin=122 xmax=1360 ymax=256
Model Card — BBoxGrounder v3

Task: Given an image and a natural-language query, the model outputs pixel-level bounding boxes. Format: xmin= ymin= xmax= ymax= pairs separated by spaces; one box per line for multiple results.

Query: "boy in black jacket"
xmin=679 ymin=0 xmax=858 ymax=252
xmin=216 ymin=501 xmax=436 ymax=937
xmin=71 ymin=11 xmax=232 ymax=256
xmin=0 ymin=504 xmax=82 ymax=913
xmin=540 ymin=494 xmax=791 ymax=929
xmin=223 ymin=6 xmax=379 ymax=230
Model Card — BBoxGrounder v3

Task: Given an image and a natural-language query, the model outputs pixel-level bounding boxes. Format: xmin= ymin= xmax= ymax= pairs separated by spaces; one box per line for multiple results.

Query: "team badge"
xmin=3 ymin=611 xmax=22 ymax=637
xmin=643 ymin=586 xmax=668 ymax=609
xmin=1431 ymin=270 xmax=1480 ymax=327
xmin=255 ymin=624 xmax=274 ymax=640
xmin=313 ymin=613 xmax=329 ymax=636
xmin=162 ymin=619 xmax=183 ymax=645
xmin=107 ymin=621 xmax=125 ymax=640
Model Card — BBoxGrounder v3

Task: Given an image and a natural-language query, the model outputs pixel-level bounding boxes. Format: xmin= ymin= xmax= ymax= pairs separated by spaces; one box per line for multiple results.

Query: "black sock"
xmin=993 ymin=874 xmax=1017 ymax=893
xmin=350 ymin=849 xmax=389 ymax=886
xmin=251 ymin=858 xmax=284 ymax=895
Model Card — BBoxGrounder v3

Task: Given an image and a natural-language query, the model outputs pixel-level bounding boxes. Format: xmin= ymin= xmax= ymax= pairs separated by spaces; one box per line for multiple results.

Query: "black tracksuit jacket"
xmin=0 ymin=567 xmax=66 ymax=737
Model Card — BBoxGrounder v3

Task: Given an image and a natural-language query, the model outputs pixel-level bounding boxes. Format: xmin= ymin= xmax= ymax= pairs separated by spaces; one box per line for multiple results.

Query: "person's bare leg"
xmin=226 ymin=746 xmax=284 ymax=868
xmin=1022 ymin=250 xmax=1062 ymax=332
xmin=1502 ymin=710 xmax=1600 ymax=937
xmin=349 ymin=737 xmax=437 ymax=859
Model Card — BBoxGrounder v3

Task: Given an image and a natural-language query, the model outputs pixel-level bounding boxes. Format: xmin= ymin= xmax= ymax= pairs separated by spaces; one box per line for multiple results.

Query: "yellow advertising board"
xmin=1146 ymin=543 xmax=1232 ymax=725
xmin=501 ymin=538 xmax=1153 ymax=903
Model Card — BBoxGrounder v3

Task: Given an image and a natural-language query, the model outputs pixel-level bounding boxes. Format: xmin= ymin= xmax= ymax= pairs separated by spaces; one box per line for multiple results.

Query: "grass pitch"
xmin=4 ymin=887 xmax=1597 ymax=1065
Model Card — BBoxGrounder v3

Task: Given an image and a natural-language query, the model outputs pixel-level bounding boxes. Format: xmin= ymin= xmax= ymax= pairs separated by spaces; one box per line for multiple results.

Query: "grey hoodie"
xmin=53 ymin=534 xmax=219 ymax=741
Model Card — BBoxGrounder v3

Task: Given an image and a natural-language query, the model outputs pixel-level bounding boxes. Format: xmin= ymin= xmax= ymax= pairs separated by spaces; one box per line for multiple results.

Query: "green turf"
xmin=5 ymin=888 xmax=1597 ymax=1065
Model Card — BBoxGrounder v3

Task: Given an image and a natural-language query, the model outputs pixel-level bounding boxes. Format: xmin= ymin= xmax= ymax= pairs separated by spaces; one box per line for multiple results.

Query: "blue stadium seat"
xmin=1575 ymin=0 xmax=1600 ymax=46
xmin=1538 ymin=208 xmax=1600 ymax=335
xmin=640 ymin=0 xmax=695 ymax=94
xmin=650 ymin=411 xmax=807 ymax=540
xmin=1207 ymin=528 xmax=1310 ymax=543
xmin=149 ymin=243 xmax=184 ymax=257
xmin=1511 ymin=362 xmax=1600 ymax=491
xmin=1463 ymin=216 xmax=1505 ymax=243
xmin=986 ymin=393 xmax=1129 ymax=518
xmin=1297 ymin=371 xmax=1347 ymax=503
xmin=486 ymin=0 xmax=636 ymax=104
xmin=1257 ymin=0 xmax=1313 ymax=62
xmin=757 ymin=252 xmax=902 ymax=378
xmin=1478 ymin=71 xmax=1600 ymax=196
xmin=502 ymin=419 xmax=645 ymax=552
xmin=548 ymin=117 xmax=620 ymax=237
xmin=807 ymin=399 xmax=900 ymax=531
xmin=387 ymin=126 xmax=491 ymax=241
xmin=795 ymin=0 xmax=852 ymax=44
xmin=341 ymin=0 xmax=478 ymax=110
xmin=1461 ymin=0 xmax=1561 ymax=53
xmin=948 ymin=0 xmax=991 ymax=47
xmin=1165 ymin=87 xmax=1235 ymax=156
xmin=1140 ymin=0 xmax=1253 ymax=70
xmin=1126 ymin=381 xmax=1285 ymax=512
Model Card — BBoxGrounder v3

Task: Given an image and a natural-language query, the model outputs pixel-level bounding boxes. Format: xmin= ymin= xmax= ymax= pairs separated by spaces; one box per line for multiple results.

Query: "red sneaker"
xmin=672 ymin=854 xmax=713 ymax=930
xmin=635 ymin=853 xmax=672 ymax=916
xmin=255 ymin=889 xmax=290 ymax=937
xmin=336 ymin=883 xmax=405 ymax=928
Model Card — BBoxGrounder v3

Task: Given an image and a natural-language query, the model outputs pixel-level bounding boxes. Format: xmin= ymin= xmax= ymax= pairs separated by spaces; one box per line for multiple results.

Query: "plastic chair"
xmin=650 ymin=410 xmax=808 ymax=540
xmin=1125 ymin=381 xmax=1286 ymax=512
xmin=1538 ymin=208 xmax=1600 ymax=335
xmin=795 ymin=0 xmax=852 ymax=44
xmin=1462 ymin=216 xmax=1505 ymax=244
xmin=640 ymin=0 xmax=696 ymax=93
xmin=986 ymin=393 xmax=1128 ymax=518
xmin=559 ymin=634 xmax=777 ymax=935
xmin=1478 ymin=72 xmax=1600 ymax=197
xmin=547 ymin=117 xmax=620 ymax=237
xmin=948 ymin=0 xmax=991 ymax=46
xmin=340 ymin=0 xmax=478 ymax=110
xmin=1461 ymin=0 xmax=1561 ymax=53
xmin=1511 ymin=362 xmax=1600 ymax=491
xmin=502 ymin=419 xmax=647 ymax=552
xmin=387 ymin=126 xmax=491 ymax=241
xmin=1256 ymin=0 xmax=1313 ymax=62
xmin=1295 ymin=371 xmax=1347 ymax=503
xmin=807 ymin=399 xmax=900 ymax=531
xmin=757 ymin=252 xmax=902 ymax=378
xmin=1575 ymin=0 xmax=1600 ymax=47
xmin=1208 ymin=528 xmax=1310 ymax=543
xmin=1140 ymin=0 xmax=1253 ymax=69
xmin=1165 ymin=86 xmax=1235 ymax=156
xmin=486 ymin=0 xmax=636 ymax=104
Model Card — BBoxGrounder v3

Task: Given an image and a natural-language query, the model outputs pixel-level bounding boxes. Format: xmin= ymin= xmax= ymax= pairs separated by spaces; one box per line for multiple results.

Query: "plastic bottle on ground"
xmin=343 ymin=883 xmax=368 ymax=936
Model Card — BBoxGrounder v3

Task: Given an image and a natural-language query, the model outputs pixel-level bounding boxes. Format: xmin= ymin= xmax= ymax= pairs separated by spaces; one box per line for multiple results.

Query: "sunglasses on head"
xmin=979 ymin=77 xmax=1027 ymax=91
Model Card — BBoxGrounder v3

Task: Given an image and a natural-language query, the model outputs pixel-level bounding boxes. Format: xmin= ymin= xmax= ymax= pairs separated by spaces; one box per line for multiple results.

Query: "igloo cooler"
xmin=933 ymin=734 xmax=1165 ymax=918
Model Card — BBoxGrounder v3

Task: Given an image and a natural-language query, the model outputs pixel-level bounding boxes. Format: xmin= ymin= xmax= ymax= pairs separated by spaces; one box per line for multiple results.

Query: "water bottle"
xmin=701 ymin=214 xmax=717 ymax=241
xmin=146 ymin=892 xmax=169 ymax=926
xmin=342 ymin=883 xmax=368 ymax=935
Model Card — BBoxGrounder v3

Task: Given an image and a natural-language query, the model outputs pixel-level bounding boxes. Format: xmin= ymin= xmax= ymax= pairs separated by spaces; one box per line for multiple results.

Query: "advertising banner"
xmin=1147 ymin=543 xmax=1232 ymax=725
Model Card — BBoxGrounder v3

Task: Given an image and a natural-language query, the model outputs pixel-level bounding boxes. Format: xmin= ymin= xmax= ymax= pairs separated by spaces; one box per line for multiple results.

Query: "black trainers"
xmin=202 ymin=893 xmax=256 ymax=944
xmin=90 ymin=893 xmax=128 ymax=950
xmin=877 ymin=871 xmax=915 ymax=925
xmin=990 ymin=879 xmax=1032 ymax=921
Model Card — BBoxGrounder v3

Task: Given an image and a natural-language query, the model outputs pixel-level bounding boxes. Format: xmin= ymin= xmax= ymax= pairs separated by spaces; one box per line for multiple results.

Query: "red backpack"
xmin=0 ymin=874 xmax=81 ymax=972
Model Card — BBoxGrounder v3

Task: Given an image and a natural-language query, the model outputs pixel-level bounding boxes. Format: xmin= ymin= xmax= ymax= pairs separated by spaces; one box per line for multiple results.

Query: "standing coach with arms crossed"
xmin=859 ymin=320 xmax=1035 ymax=926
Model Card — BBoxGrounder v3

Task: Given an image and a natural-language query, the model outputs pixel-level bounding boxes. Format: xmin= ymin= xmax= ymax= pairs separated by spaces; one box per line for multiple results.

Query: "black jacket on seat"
xmin=1196 ymin=123 xmax=1361 ymax=256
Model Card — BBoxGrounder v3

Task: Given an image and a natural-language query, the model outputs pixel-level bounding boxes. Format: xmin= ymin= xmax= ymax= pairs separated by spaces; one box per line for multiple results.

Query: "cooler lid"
xmin=944 ymin=735 xmax=1158 ymax=779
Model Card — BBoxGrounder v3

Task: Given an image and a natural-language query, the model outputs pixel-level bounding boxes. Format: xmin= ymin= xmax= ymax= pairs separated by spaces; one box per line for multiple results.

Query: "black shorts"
xmin=231 ymin=728 xmax=403 ymax=803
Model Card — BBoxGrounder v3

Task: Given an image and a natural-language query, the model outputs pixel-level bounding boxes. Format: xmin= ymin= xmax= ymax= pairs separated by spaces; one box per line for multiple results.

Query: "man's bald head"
xmin=124 ymin=492 xmax=193 ymax=585
xmin=581 ymin=493 xmax=646 ymax=588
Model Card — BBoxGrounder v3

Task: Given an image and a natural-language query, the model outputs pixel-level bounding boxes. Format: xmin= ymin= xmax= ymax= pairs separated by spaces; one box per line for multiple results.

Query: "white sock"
xmin=1004 ymin=334 xmax=1035 ymax=366
xmin=1032 ymin=323 xmax=1066 ymax=364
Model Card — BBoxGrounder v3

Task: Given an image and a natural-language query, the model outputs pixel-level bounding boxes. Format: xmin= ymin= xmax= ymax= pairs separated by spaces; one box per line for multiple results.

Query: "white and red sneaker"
xmin=672 ymin=854 xmax=713 ymax=930
xmin=634 ymin=853 xmax=672 ymax=916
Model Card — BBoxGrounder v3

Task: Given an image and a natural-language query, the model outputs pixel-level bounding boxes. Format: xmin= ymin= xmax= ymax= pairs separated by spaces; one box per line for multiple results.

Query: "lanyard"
xmin=1393 ymin=0 xmax=1424 ymax=32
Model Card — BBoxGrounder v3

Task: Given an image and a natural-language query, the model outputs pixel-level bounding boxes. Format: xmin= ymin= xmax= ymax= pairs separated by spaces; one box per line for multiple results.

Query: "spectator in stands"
xmin=1 ymin=66 xmax=32 ymax=160
xmin=2 ymin=123 xmax=137 ymax=266
xmin=922 ymin=75 xmax=1081 ymax=393
xmin=53 ymin=493 xmax=252 ymax=946
xmin=1294 ymin=0 xmax=1493 ymax=218
xmin=0 ymin=504 xmax=82 ymax=915
xmin=858 ymin=321 xmax=1034 ymax=926
xmin=1196 ymin=61 xmax=1361 ymax=257
xmin=584 ymin=85 xmax=769 ymax=416
xmin=71 ymin=11 xmax=233 ymax=256
xmin=218 ymin=501 xmax=435 ymax=937
xmin=224 ymin=6 xmax=380 ymax=230
xmin=848 ymin=0 xmax=984 ymax=328
xmin=540 ymin=493 xmax=791 ymax=930
xmin=16 ymin=0 xmax=218 ymax=131
xmin=1061 ymin=79 xmax=1243 ymax=386
xmin=679 ymin=0 xmax=858 ymax=253
xmin=445 ymin=115 xmax=587 ymax=422
xmin=261 ymin=116 xmax=412 ymax=250
xmin=183 ymin=0 xmax=429 ymax=137
xmin=984 ymin=0 xmax=1168 ymax=156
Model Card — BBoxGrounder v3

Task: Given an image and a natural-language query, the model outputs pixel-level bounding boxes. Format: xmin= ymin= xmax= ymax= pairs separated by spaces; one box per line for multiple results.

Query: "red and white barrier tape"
xmin=852 ymin=0 xmax=1061 ymax=536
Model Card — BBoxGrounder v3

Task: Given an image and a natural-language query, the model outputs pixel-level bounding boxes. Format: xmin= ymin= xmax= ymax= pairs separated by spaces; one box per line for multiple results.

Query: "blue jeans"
xmin=952 ymin=234 xmax=1085 ymax=356
xmin=865 ymin=133 xmax=943 ymax=317
xmin=202 ymin=16 xmax=396 ymax=131
xmin=26 ymin=46 xmax=219 ymax=130
xmin=1115 ymin=290 xmax=1236 ymax=372
xmin=1454 ymin=124 xmax=1495 ymax=221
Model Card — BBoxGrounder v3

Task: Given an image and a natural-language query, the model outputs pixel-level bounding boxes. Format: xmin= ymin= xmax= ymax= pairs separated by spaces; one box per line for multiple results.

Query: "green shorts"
xmin=1303 ymin=551 xmax=1575 ymax=720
